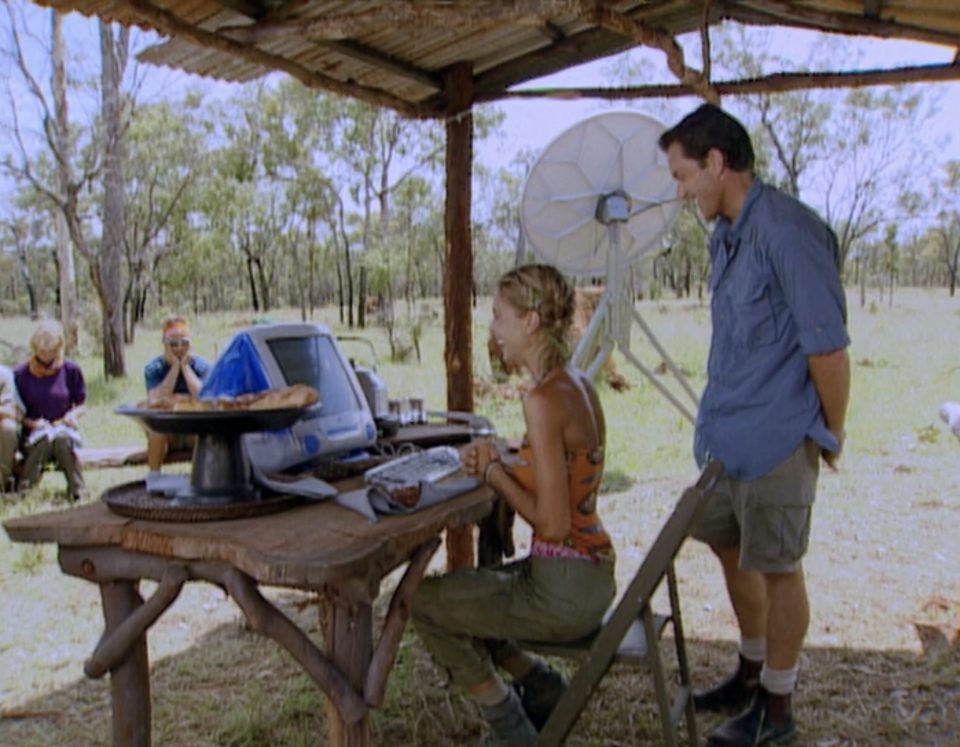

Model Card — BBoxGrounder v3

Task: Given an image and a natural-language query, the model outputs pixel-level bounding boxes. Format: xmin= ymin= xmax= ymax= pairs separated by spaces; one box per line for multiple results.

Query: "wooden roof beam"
xmin=220 ymin=0 xmax=583 ymax=45
xmin=738 ymin=0 xmax=960 ymax=48
xmin=128 ymin=0 xmax=425 ymax=117
xmin=480 ymin=61 xmax=960 ymax=103
xmin=594 ymin=6 xmax=720 ymax=103
xmin=465 ymin=25 xmax=636 ymax=103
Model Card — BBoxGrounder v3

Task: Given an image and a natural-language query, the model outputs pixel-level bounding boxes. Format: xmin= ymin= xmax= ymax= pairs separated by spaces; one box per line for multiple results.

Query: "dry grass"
xmin=3 ymin=290 xmax=960 ymax=745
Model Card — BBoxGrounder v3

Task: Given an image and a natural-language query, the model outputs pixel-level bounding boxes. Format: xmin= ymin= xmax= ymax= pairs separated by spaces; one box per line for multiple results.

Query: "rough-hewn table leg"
xmin=99 ymin=580 xmax=151 ymax=747
xmin=323 ymin=593 xmax=373 ymax=747
xmin=320 ymin=590 xmax=373 ymax=747
xmin=445 ymin=524 xmax=475 ymax=570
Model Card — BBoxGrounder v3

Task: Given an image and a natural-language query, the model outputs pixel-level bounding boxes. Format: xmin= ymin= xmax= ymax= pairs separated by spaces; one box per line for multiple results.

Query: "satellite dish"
xmin=521 ymin=110 xmax=681 ymax=277
xmin=520 ymin=110 xmax=698 ymax=423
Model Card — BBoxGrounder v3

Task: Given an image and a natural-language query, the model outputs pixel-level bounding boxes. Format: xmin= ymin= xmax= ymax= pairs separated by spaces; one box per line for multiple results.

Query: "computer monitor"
xmin=236 ymin=322 xmax=378 ymax=471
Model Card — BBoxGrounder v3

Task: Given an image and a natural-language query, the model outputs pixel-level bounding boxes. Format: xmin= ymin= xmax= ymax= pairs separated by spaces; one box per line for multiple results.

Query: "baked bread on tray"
xmin=138 ymin=383 xmax=319 ymax=412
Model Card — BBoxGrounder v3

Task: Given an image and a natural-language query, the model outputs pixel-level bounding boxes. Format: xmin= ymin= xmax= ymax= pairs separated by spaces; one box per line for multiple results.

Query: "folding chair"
xmin=522 ymin=459 xmax=722 ymax=746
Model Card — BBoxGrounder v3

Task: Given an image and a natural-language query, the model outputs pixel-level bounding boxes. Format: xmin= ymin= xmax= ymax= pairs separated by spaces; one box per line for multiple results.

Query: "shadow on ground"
xmin=1 ymin=587 xmax=959 ymax=747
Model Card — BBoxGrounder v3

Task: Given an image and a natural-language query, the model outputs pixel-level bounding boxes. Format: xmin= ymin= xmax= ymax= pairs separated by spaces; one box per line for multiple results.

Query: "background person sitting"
xmin=143 ymin=316 xmax=211 ymax=472
xmin=0 ymin=363 xmax=23 ymax=494
xmin=14 ymin=320 xmax=88 ymax=502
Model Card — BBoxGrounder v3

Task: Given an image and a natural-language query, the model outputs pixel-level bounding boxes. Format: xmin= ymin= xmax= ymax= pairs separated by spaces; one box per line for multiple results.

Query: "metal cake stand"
xmin=114 ymin=404 xmax=313 ymax=507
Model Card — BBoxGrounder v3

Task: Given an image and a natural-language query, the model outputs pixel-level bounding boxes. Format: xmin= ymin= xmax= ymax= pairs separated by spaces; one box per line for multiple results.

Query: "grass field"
xmin=1 ymin=289 xmax=959 ymax=746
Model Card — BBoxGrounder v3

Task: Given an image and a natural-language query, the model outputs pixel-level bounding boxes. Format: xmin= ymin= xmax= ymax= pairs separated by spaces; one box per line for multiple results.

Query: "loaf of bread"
xmin=138 ymin=384 xmax=319 ymax=412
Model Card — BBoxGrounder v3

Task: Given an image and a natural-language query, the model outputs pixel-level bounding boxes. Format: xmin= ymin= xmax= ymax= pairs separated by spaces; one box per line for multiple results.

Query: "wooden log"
xmin=58 ymin=547 xmax=368 ymax=726
xmin=85 ymin=564 xmax=188 ymax=678
xmin=324 ymin=592 xmax=374 ymax=747
xmin=99 ymin=580 xmax=152 ymax=747
xmin=486 ymin=63 xmax=960 ymax=104
xmin=364 ymin=537 xmax=440 ymax=707
xmin=214 ymin=565 xmax=369 ymax=726
xmin=444 ymin=61 xmax=476 ymax=572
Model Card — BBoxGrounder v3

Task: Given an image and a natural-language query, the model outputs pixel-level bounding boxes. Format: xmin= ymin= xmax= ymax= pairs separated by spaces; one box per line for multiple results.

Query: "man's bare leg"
xmin=147 ymin=432 xmax=168 ymax=472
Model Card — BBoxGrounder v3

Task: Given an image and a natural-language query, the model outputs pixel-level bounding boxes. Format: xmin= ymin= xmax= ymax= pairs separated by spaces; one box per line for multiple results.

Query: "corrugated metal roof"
xmin=29 ymin=0 xmax=960 ymax=117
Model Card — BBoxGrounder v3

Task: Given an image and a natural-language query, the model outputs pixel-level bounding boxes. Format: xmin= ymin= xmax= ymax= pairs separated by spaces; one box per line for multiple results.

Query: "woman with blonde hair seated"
xmin=413 ymin=264 xmax=616 ymax=746
xmin=14 ymin=320 xmax=88 ymax=502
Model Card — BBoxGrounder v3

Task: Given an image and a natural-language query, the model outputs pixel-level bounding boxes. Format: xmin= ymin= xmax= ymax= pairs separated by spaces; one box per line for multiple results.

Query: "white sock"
xmin=761 ymin=665 xmax=798 ymax=695
xmin=739 ymin=636 xmax=766 ymax=664
xmin=474 ymin=678 xmax=511 ymax=708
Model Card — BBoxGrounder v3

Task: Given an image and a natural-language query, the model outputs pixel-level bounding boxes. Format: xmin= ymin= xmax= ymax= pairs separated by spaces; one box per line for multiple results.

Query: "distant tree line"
xmin=2 ymin=9 xmax=959 ymax=378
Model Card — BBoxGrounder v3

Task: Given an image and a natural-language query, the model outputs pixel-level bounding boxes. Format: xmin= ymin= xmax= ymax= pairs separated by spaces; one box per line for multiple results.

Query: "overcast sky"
xmin=5 ymin=8 xmax=959 ymax=183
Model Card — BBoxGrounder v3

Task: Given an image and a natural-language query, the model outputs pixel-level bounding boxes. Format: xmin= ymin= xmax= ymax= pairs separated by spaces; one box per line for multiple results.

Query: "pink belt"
xmin=530 ymin=538 xmax=601 ymax=564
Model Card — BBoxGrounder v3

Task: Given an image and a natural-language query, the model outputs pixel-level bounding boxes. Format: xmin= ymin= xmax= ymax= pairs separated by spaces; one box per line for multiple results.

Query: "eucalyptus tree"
xmin=818 ymin=84 xmax=933 ymax=283
xmin=1 ymin=4 xmax=91 ymax=349
xmin=97 ymin=18 xmax=129 ymax=376
xmin=712 ymin=25 xmax=832 ymax=199
xmin=122 ymin=96 xmax=206 ymax=341
xmin=930 ymin=160 xmax=960 ymax=296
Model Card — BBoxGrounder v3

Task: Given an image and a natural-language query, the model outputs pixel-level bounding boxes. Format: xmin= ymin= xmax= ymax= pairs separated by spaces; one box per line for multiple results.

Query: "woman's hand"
xmin=28 ymin=417 xmax=50 ymax=433
xmin=461 ymin=439 xmax=500 ymax=480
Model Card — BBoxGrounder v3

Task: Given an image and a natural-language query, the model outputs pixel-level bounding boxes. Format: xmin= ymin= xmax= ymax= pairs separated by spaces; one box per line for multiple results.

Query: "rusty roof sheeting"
xmin=29 ymin=0 xmax=960 ymax=117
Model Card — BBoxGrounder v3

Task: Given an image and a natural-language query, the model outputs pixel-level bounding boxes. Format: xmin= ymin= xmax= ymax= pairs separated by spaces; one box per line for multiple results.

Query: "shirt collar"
xmin=729 ymin=175 xmax=763 ymax=236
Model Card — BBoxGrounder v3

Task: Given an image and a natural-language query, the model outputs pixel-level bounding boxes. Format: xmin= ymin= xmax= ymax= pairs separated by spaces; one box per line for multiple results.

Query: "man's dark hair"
xmin=658 ymin=104 xmax=755 ymax=172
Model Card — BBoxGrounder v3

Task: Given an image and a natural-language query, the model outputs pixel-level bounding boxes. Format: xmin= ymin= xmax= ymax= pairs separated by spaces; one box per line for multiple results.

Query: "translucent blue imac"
xmin=235 ymin=322 xmax=378 ymax=472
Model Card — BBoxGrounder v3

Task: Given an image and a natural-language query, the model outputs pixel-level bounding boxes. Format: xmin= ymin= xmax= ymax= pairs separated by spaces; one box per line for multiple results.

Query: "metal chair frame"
xmin=523 ymin=460 xmax=722 ymax=746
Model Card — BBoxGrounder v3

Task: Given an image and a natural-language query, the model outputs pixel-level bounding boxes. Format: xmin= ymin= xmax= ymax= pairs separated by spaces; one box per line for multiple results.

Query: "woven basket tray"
xmin=102 ymin=481 xmax=304 ymax=523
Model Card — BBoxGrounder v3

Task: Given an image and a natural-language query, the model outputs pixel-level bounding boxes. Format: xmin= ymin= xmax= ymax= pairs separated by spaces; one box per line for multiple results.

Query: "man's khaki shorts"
xmin=691 ymin=439 xmax=820 ymax=573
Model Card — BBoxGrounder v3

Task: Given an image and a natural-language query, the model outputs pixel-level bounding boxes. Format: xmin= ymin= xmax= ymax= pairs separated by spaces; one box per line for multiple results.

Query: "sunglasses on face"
xmin=166 ymin=339 xmax=190 ymax=348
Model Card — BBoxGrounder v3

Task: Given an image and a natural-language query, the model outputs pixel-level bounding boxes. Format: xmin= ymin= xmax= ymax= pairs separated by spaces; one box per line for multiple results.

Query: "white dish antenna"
xmin=520 ymin=110 xmax=698 ymax=423
xmin=521 ymin=110 xmax=681 ymax=277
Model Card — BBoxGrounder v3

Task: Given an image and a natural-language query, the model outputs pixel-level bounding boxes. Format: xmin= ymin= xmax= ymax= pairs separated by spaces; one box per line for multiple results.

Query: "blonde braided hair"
xmin=497 ymin=264 xmax=575 ymax=374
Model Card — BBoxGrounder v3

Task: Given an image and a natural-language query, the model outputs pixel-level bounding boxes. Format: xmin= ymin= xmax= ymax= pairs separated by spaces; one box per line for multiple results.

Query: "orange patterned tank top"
xmin=512 ymin=443 xmax=616 ymax=563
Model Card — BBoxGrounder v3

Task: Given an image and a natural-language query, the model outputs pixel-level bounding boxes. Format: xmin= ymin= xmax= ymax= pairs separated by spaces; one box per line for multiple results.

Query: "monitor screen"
xmin=266 ymin=335 xmax=362 ymax=417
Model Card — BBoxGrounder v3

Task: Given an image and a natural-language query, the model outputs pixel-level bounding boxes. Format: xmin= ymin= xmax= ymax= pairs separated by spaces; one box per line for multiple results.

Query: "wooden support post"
xmin=86 ymin=565 xmax=187 ymax=679
xmin=443 ymin=60 xmax=476 ymax=571
xmin=364 ymin=538 xmax=440 ymax=706
xmin=323 ymin=593 xmax=374 ymax=747
xmin=99 ymin=580 xmax=151 ymax=747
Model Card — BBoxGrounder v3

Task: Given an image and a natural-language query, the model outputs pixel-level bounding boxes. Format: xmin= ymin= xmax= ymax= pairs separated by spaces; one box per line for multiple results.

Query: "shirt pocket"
xmin=731 ymin=279 xmax=777 ymax=349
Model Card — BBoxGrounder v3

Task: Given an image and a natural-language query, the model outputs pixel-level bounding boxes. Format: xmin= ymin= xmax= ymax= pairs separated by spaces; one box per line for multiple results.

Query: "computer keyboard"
xmin=364 ymin=446 xmax=463 ymax=488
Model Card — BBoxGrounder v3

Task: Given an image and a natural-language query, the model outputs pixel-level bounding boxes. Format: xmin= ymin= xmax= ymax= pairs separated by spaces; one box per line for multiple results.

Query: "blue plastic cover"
xmin=199 ymin=332 xmax=271 ymax=398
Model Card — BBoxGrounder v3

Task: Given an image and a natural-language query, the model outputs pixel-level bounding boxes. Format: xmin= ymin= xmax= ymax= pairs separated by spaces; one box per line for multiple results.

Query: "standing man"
xmin=144 ymin=316 xmax=211 ymax=472
xmin=659 ymin=104 xmax=850 ymax=746
xmin=0 ymin=363 xmax=22 ymax=493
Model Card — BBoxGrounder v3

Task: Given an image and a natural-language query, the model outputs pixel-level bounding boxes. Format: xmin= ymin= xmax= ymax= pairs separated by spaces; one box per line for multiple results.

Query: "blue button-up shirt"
xmin=695 ymin=178 xmax=849 ymax=480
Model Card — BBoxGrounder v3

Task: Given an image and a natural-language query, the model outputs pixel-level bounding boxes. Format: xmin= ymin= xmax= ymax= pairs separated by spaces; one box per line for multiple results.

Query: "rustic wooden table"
xmin=3 ymin=475 xmax=495 ymax=747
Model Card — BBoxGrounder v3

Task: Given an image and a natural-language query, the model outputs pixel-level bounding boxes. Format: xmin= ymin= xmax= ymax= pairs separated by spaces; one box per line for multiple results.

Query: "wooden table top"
xmin=4 ymin=476 xmax=495 ymax=591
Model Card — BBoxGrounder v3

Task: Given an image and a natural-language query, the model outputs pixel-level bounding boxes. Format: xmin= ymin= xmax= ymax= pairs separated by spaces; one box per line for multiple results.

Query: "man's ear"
xmin=706 ymin=148 xmax=726 ymax=176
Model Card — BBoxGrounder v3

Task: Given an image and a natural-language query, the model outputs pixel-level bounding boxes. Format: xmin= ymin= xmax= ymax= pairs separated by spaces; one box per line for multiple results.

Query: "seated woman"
xmin=0 ymin=363 xmax=22 ymax=493
xmin=412 ymin=264 xmax=616 ymax=746
xmin=14 ymin=320 xmax=88 ymax=502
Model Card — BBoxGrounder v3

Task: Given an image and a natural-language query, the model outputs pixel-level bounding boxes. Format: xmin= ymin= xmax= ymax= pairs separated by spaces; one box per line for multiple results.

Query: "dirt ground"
xmin=1 ymin=451 xmax=959 ymax=746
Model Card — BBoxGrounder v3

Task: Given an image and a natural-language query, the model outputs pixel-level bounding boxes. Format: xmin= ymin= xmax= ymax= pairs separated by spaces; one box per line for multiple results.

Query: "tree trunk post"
xmin=99 ymin=579 xmax=152 ymax=747
xmin=322 ymin=593 xmax=373 ymax=747
xmin=443 ymin=61 xmax=475 ymax=571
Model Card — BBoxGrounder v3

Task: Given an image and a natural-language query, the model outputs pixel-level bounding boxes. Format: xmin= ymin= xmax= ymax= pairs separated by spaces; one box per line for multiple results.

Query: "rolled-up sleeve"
xmin=774 ymin=224 xmax=850 ymax=355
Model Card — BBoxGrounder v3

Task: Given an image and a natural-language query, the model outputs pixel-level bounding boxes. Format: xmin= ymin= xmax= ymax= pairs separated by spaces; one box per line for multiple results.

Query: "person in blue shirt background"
xmin=659 ymin=105 xmax=851 ymax=747
xmin=143 ymin=316 xmax=211 ymax=472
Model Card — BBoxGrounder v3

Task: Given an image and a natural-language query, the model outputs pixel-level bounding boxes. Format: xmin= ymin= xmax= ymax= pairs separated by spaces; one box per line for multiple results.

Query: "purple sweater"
xmin=14 ymin=359 xmax=87 ymax=422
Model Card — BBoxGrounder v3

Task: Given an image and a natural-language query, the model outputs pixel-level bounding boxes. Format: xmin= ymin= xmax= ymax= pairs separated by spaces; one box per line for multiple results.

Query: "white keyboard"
xmin=364 ymin=446 xmax=462 ymax=488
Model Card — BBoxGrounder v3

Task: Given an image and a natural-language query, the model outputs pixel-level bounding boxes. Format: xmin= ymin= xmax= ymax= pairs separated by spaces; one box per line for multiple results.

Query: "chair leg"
xmin=667 ymin=565 xmax=698 ymax=746
xmin=642 ymin=606 xmax=678 ymax=747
